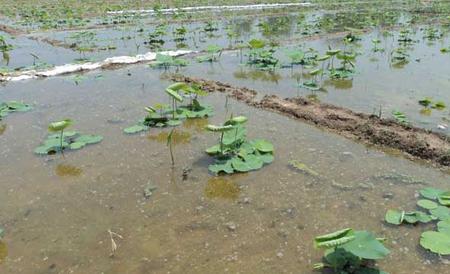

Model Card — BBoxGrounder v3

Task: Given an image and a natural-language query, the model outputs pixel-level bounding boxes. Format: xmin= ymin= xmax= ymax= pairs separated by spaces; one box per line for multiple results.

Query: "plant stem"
xmin=220 ymin=132 xmax=224 ymax=155
xmin=169 ymin=140 xmax=174 ymax=166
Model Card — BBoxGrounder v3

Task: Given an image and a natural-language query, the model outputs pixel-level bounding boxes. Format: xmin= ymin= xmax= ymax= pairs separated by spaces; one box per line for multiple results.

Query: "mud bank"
xmin=0 ymin=50 xmax=193 ymax=82
xmin=107 ymin=3 xmax=312 ymax=15
xmin=171 ymin=75 xmax=450 ymax=167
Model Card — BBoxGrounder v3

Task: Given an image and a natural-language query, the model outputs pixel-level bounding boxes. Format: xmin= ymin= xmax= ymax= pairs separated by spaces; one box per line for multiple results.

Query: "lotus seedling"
xmin=48 ymin=119 xmax=73 ymax=152
xmin=313 ymin=228 xmax=390 ymax=273
xmin=165 ymin=82 xmax=185 ymax=119
xmin=205 ymin=116 xmax=274 ymax=174
xmin=167 ymin=128 xmax=175 ymax=166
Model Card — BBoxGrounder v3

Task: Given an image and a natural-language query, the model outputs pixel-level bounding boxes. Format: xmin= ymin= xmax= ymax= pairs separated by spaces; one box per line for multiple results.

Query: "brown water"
xmin=1 ymin=65 xmax=450 ymax=273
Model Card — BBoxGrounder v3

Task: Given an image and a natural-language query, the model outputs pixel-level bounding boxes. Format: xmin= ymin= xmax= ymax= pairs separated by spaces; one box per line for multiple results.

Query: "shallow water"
xmin=182 ymin=26 xmax=450 ymax=133
xmin=1 ymin=65 xmax=450 ymax=273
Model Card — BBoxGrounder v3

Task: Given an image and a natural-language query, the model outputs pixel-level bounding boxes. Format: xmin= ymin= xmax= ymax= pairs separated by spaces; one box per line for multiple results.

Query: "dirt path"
xmin=171 ymin=75 xmax=450 ymax=168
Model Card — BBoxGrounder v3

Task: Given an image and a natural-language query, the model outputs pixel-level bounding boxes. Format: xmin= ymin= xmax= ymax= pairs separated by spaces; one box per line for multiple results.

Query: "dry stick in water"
xmin=107 ymin=229 xmax=123 ymax=257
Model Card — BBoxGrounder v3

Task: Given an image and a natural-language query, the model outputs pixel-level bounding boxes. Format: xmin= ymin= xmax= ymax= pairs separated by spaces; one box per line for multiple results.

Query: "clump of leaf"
xmin=329 ymin=51 xmax=356 ymax=79
xmin=246 ymin=39 xmax=279 ymax=70
xmin=35 ymin=123 xmax=103 ymax=155
xmin=205 ymin=116 xmax=274 ymax=174
xmin=385 ymin=187 xmax=450 ymax=255
xmin=392 ymin=110 xmax=408 ymax=125
xmin=313 ymin=228 xmax=390 ymax=273
xmin=196 ymin=45 xmax=223 ymax=63
xmin=150 ymin=53 xmax=188 ymax=70
xmin=0 ymin=101 xmax=32 ymax=120
xmin=124 ymin=83 xmax=213 ymax=134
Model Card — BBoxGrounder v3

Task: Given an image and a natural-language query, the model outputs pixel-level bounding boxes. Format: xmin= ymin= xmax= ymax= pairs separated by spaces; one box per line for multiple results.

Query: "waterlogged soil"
xmin=1 ymin=65 xmax=450 ymax=273
xmin=181 ymin=26 xmax=450 ymax=133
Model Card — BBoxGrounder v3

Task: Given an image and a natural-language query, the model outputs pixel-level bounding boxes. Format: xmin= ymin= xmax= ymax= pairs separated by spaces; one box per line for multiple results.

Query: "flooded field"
xmin=1 ymin=1 xmax=450 ymax=274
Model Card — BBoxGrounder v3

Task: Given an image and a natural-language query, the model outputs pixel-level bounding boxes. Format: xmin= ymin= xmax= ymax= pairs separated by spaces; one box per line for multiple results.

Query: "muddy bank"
xmin=171 ymin=75 xmax=450 ymax=167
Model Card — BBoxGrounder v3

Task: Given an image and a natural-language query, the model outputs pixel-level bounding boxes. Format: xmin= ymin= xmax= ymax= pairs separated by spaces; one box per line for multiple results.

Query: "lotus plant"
xmin=48 ymin=119 xmax=73 ymax=152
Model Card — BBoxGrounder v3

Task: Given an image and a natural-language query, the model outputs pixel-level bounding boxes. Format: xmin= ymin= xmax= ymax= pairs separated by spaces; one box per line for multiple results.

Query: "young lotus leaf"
xmin=417 ymin=199 xmax=438 ymax=210
xmin=340 ymin=231 xmax=390 ymax=260
xmin=35 ymin=131 xmax=102 ymax=155
xmin=165 ymin=88 xmax=183 ymax=103
xmin=205 ymin=124 xmax=234 ymax=132
xmin=314 ymin=228 xmax=355 ymax=249
xmin=438 ymin=191 xmax=450 ymax=206
xmin=403 ymin=211 xmax=432 ymax=224
xmin=438 ymin=219 xmax=450 ymax=235
xmin=419 ymin=187 xmax=444 ymax=200
xmin=429 ymin=206 xmax=450 ymax=221
xmin=385 ymin=209 xmax=403 ymax=225
xmin=124 ymin=124 xmax=147 ymax=134
xmin=420 ymin=231 xmax=450 ymax=255
xmin=251 ymin=139 xmax=274 ymax=153
xmin=248 ymin=39 xmax=265 ymax=49
xmin=208 ymin=160 xmax=234 ymax=174
xmin=48 ymin=119 xmax=72 ymax=132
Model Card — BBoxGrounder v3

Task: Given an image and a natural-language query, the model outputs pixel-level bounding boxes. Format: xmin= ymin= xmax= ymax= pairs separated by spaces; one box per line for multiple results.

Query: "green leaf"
xmin=420 ymin=231 xmax=450 ymax=255
xmin=75 ymin=135 xmax=103 ymax=144
xmin=206 ymin=144 xmax=221 ymax=155
xmin=252 ymin=139 xmax=274 ymax=153
xmin=438 ymin=191 xmax=450 ymax=206
xmin=341 ymin=231 xmax=390 ymax=260
xmin=438 ymin=219 xmax=450 ymax=235
xmin=231 ymin=157 xmax=252 ymax=172
xmin=205 ymin=124 xmax=234 ymax=132
xmin=209 ymin=160 xmax=234 ymax=174
xmin=124 ymin=125 xmax=146 ymax=134
xmin=314 ymin=228 xmax=355 ymax=249
xmin=258 ymin=152 xmax=274 ymax=164
xmin=430 ymin=206 xmax=450 ymax=221
xmin=70 ymin=142 xmax=86 ymax=150
xmin=385 ymin=210 xmax=403 ymax=225
xmin=420 ymin=187 xmax=444 ymax=200
xmin=48 ymin=119 xmax=72 ymax=132
xmin=165 ymin=87 xmax=183 ymax=102
xmin=166 ymin=119 xmax=182 ymax=126
xmin=417 ymin=199 xmax=438 ymax=210
xmin=242 ymin=154 xmax=264 ymax=170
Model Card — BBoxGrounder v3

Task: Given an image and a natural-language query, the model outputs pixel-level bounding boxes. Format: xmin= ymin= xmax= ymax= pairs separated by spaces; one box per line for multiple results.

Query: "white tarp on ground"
xmin=107 ymin=2 xmax=312 ymax=15
xmin=0 ymin=50 xmax=192 ymax=82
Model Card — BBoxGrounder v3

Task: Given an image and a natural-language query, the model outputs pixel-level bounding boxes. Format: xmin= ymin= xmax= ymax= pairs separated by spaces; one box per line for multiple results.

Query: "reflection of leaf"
xmin=0 ymin=241 xmax=7 ymax=264
xmin=56 ymin=164 xmax=82 ymax=177
xmin=204 ymin=177 xmax=240 ymax=200
xmin=289 ymin=160 xmax=319 ymax=177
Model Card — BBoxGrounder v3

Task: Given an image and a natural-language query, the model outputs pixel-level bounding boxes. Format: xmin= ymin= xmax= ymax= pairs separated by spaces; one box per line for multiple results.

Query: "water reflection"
xmin=182 ymin=118 xmax=208 ymax=132
xmin=0 ymin=124 xmax=6 ymax=136
xmin=204 ymin=177 xmax=240 ymax=200
xmin=234 ymin=69 xmax=282 ymax=83
xmin=55 ymin=164 xmax=83 ymax=177
xmin=147 ymin=130 xmax=191 ymax=145
xmin=324 ymin=79 xmax=353 ymax=90
xmin=0 ymin=241 xmax=7 ymax=264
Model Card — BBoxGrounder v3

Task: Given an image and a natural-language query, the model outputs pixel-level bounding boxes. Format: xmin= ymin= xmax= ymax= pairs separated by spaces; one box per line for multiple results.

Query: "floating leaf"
xmin=420 ymin=187 xmax=444 ymax=200
xmin=438 ymin=191 xmax=450 ymax=206
xmin=417 ymin=199 xmax=438 ymax=210
xmin=252 ymin=139 xmax=274 ymax=153
xmin=124 ymin=125 xmax=146 ymax=134
xmin=438 ymin=219 xmax=450 ymax=235
xmin=208 ymin=160 xmax=234 ymax=174
xmin=385 ymin=210 xmax=403 ymax=225
xmin=75 ymin=135 xmax=103 ymax=144
xmin=420 ymin=231 xmax=450 ymax=255
xmin=69 ymin=142 xmax=85 ymax=150
xmin=430 ymin=206 xmax=450 ymax=221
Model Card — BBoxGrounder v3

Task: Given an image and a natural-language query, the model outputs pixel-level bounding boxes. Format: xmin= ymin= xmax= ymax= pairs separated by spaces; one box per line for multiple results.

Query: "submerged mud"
xmin=171 ymin=75 xmax=450 ymax=167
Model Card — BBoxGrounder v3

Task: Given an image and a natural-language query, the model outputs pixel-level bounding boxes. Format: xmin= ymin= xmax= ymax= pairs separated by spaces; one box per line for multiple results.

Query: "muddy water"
xmin=0 ymin=65 xmax=449 ymax=273
xmin=182 ymin=26 xmax=450 ymax=133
